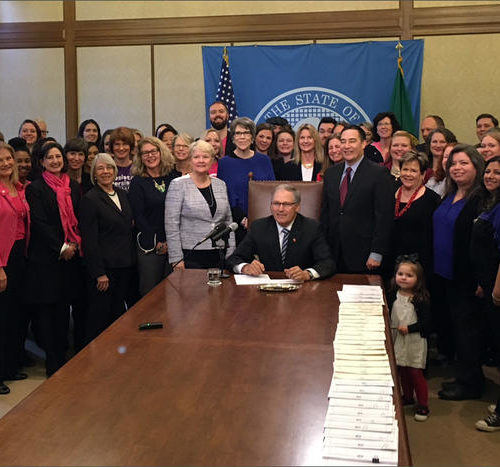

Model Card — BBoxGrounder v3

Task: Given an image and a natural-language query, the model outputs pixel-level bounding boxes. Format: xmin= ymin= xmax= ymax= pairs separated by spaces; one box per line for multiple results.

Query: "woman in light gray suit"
xmin=165 ymin=140 xmax=235 ymax=269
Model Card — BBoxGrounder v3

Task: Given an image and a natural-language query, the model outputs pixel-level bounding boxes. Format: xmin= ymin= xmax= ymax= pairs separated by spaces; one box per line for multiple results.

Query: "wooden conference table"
xmin=0 ymin=270 xmax=411 ymax=466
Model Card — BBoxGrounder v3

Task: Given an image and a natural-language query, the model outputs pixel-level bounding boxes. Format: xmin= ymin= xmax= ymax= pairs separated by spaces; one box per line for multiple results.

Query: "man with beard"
xmin=209 ymin=101 xmax=235 ymax=156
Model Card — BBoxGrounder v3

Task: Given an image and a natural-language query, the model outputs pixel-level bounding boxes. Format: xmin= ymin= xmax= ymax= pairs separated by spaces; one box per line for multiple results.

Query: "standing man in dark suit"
xmin=227 ymin=184 xmax=335 ymax=281
xmin=321 ymin=125 xmax=394 ymax=273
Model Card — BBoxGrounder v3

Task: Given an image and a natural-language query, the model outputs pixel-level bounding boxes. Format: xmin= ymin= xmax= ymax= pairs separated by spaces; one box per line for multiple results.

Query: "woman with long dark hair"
xmin=78 ymin=119 xmax=102 ymax=147
xmin=433 ymin=144 xmax=485 ymax=400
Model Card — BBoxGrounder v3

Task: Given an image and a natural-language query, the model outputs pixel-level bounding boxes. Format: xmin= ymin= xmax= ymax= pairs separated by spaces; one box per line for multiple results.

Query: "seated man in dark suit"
xmin=226 ymin=184 xmax=335 ymax=281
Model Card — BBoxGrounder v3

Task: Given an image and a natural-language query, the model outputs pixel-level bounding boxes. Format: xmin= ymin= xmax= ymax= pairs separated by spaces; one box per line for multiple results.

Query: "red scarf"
xmin=42 ymin=171 xmax=82 ymax=252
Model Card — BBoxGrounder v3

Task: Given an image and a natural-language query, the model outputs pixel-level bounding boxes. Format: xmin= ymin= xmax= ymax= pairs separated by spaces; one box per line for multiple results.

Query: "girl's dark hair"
xmin=372 ymin=112 xmax=401 ymax=142
xmin=479 ymin=155 xmax=500 ymax=212
xmin=255 ymin=123 xmax=275 ymax=155
xmin=158 ymin=125 xmax=178 ymax=141
xmin=78 ymin=119 xmax=102 ymax=146
xmin=156 ymin=123 xmax=177 ymax=138
xmin=322 ymin=133 xmax=343 ymax=172
xmin=99 ymin=129 xmax=113 ymax=153
xmin=390 ymin=255 xmax=430 ymax=304
xmin=269 ymin=127 xmax=295 ymax=160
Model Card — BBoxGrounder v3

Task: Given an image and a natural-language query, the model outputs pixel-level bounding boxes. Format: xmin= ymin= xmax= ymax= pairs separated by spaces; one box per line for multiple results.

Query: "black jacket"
xmin=321 ymin=157 xmax=394 ymax=272
xmin=80 ymin=185 xmax=136 ymax=279
xmin=387 ymin=290 xmax=432 ymax=338
xmin=226 ymin=213 xmax=335 ymax=278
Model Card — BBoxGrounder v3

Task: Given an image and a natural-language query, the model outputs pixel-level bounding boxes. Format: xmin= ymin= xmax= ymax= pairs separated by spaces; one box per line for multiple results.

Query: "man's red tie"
xmin=340 ymin=167 xmax=352 ymax=207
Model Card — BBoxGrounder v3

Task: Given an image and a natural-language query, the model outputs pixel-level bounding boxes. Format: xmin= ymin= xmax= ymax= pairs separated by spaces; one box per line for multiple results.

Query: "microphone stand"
xmin=211 ymin=232 xmax=230 ymax=279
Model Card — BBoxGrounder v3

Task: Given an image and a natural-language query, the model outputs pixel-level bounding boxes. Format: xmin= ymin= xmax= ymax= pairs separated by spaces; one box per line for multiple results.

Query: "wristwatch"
xmin=307 ymin=270 xmax=314 ymax=281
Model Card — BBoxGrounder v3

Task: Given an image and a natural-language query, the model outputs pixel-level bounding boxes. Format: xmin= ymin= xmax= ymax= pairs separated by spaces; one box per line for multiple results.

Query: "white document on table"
xmin=233 ymin=275 xmax=301 ymax=285
xmin=322 ymin=446 xmax=398 ymax=465
xmin=333 ymin=365 xmax=391 ymax=375
xmin=323 ymin=427 xmax=396 ymax=442
xmin=324 ymin=413 xmax=394 ymax=427
xmin=337 ymin=292 xmax=385 ymax=304
xmin=333 ymin=372 xmax=394 ymax=383
xmin=328 ymin=398 xmax=393 ymax=410
xmin=329 ymin=392 xmax=393 ymax=403
xmin=327 ymin=405 xmax=395 ymax=419
xmin=336 ymin=324 xmax=385 ymax=331
xmin=322 ymin=459 xmax=395 ymax=467
xmin=330 ymin=378 xmax=394 ymax=388
xmin=335 ymin=352 xmax=389 ymax=365
xmin=334 ymin=345 xmax=387 ymax=354
xmin=323 ymin=435 xmax=398 ymax=451
xmin=233 ymin=274 xmax=271 ymax=285
xmin=329 ymin=383 xmax=393 ymax=396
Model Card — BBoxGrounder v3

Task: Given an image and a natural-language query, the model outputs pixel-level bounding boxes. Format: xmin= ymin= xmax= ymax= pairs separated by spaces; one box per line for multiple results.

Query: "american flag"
xmin=215 ymin=48 xmax=238 ymax=124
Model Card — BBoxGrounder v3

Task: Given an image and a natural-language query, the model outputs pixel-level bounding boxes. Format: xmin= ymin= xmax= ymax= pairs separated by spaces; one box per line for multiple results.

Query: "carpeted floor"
xmin=404 ymin=362 xmax=500 ymax=466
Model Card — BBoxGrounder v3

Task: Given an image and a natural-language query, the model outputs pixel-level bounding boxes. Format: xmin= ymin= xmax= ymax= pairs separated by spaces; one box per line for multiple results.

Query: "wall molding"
xmin=2 ymin=4 xmax=500 ymax=50
xmin=2 ymin=1 xmax=500 ymax=138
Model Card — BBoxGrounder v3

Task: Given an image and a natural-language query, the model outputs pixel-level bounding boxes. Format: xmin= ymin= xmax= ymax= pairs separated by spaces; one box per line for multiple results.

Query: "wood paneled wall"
xmin=1 ymin=1 xmax=500 ymax=139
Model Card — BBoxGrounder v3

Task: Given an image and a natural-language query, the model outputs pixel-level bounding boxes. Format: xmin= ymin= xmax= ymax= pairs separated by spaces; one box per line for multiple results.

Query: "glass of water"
xmin=207 ymin=268 xmax=222 ymax=287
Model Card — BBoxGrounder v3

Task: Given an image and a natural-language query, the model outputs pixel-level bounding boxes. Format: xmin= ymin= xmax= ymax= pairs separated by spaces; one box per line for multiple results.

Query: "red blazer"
xmin=0 ymin=181 xmax=30 ymax=267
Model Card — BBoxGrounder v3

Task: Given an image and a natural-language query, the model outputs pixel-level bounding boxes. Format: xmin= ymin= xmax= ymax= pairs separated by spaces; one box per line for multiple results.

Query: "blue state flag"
xmin=202 ymin=41 xmax=424 ymax=130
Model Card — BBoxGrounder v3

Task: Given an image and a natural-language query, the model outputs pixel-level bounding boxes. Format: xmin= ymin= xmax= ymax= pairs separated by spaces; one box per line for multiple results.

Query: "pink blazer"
xmin=0 ymin=181 xmax=30 ymax=267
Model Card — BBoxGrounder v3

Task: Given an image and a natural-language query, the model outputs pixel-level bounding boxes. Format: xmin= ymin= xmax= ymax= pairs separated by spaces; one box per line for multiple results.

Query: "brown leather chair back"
xmin=247 ymin=181 xmax=324 ymax=226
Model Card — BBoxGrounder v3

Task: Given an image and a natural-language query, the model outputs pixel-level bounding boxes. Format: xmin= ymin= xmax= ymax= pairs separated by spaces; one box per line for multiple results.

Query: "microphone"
xmin=193 ymin=222 xmax=227 ymax=248
xmin=211 ymin=222 xmax=238 ymax=242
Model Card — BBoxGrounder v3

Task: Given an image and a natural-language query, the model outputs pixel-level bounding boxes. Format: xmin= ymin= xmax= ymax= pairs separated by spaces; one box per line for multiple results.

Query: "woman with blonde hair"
xmin=479 ymin=128 xmax=500 ymax=162
xmin=129 ymin=137 xmax=177 ymax=296
xmin=200 ymin=128 xmax=221 ymax=175
xmin=387 ymin=130 xmax=418 ymax=185
xmin=166 ymin=140 xmax=235 ymax=269
xmin=279 ymin=123 xmax=324 ymax=181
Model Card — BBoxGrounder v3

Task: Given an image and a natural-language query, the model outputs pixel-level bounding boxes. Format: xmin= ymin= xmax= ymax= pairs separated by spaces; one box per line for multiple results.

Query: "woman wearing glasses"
xmin=171 ymin=133 xmax=194 ymax=176
xmin=217 ymin=117 xmax=275 ymax=243
xmin=128 ymin=137 xmax=177 ymax=296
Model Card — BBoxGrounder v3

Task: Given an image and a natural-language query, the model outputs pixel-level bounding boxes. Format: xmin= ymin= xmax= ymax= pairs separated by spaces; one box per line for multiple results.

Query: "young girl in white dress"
xmin=389 ymin=255 xmax=432 ymax=421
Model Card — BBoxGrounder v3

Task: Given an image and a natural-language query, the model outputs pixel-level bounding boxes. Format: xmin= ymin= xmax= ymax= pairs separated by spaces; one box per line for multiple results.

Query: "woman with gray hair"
xmin=80 ymin=153 xmax=136 ymax=343
xmin=171 ymin=133 xmax=194 ymax=176
xmin=129 ymin=137 xmax=177 ymax=296
xmin=165 ymin=140 xmax=235 ymax=269
xmin=217 ymin=117 xmax=275 ymax=243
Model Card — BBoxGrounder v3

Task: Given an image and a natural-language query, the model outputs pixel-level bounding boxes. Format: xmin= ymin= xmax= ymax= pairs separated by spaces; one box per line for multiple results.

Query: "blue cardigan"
xmin=217 ymin=152 xmax=275 ymax=220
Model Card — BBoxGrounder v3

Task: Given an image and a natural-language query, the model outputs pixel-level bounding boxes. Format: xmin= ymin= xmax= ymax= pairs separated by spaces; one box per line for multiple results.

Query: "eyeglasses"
xmin=377 ymin=122 xmax=392 ymax=128
xmin=174 ymin=144 xmax=189 ymax=150
xmin=271 ymin=201 xmax=297 ymax=208
xmin=234 ymin=131 xmax=251 ymax=137
xmin=140 ymin=149 xmax=159 ymax=157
